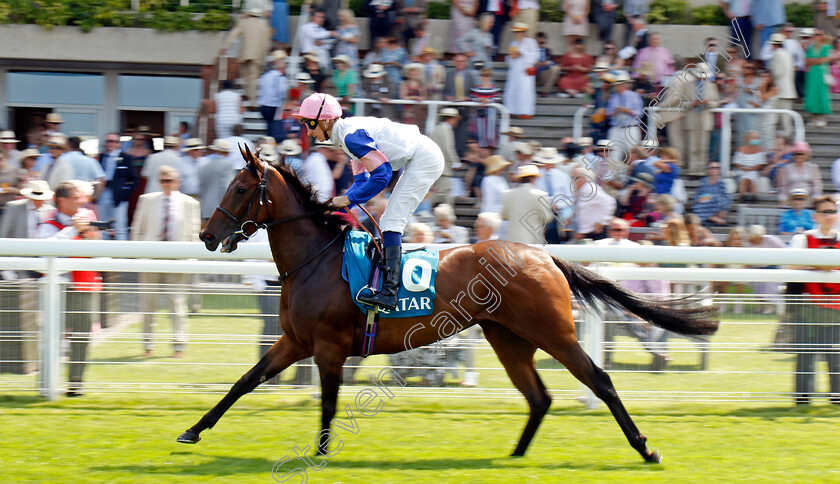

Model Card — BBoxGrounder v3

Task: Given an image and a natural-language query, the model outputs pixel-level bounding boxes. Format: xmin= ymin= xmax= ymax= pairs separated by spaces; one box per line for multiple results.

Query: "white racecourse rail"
xmin=2 ymin=239 xmax=840 ymax=405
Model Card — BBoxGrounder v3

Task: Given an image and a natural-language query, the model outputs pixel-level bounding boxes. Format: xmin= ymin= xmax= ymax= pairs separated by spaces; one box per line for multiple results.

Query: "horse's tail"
xmin=553 ymin=256 xmax=719 ymax=336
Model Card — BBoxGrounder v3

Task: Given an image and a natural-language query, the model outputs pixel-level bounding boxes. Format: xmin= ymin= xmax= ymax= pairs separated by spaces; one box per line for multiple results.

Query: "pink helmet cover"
xmin=291 ymin=93 xmax=343 ymax=120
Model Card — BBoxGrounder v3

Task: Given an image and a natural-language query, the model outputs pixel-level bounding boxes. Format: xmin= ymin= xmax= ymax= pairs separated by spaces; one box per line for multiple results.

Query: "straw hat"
xmin=595 ymin=139 xmax=613 ymax=150
xmin=532 ymin=147 xmax=565 ymax=165
xmin=439 ymin=107 xmax=461 ymax=118
xmin=630 ymin=172 xmax=655 ymax=189
xmin=46 ymin=135 xmax=67 ymax=148
xmin=637 ymin=62 xmax=655 ymax=78
xmin=0 ymin=130 xmax=19 ymax=143
xmin=278 ymin=139 xmax=303 ymax=156
xmin=511 ymin=22 xmax=529 ymax=32
xmin=501 ymin=126 xmax=524 ymax=137
xmin=271 ymin=49 xmax=288 ymax=62
xmin=313 ymin=138 xmax=335 ymax=147
xmin=331 ymin=54 xmax=354 ymax=66
xmin=363 ymin=63 xmax=387 ymax=78
xmin=514 ymin=141 xmax=535 ymax=155
xmin=514 ymin=164 xmax=542 ymax=179
xmin=245 ymin=7 xmax=262 ymax=16
xmin=799 ymin=27 xmax=816 ymax=38
xmin=769 ymin=33 xmax=786 ymax=45
xmin=403 ymin=62 xmax=425 ymax=75
xmin=420 ymin=46 xmax=438 ymax=57
xmin=20 ymin=180 xmax=54 ymax=200
xmin=260 ymin=146 xmax=279 ymax=163
xmin=45 ymin=113 xmax=64 ymax=124
xmin=295 ymin=72 xmax=315 ymax=84
xmin=788 ymin=188 xmax=809 ymax=203
xmin=19 ymin=148 xmax=41 ymax=160
xmin=183 ymin=138 xmax=206 ymax=151
xmin=611 ymin=71 xmax=633 ymax=84
xmin=303 ymin=53 xmax=321 ymax=63
xmin=576 ymin=137 xmax=593 ymax=147
xmin=257 ymin=136 xmax=276 ymax=146
xmin=163 ymin=135 xmax=181 ymax=147
xmin=209 ymin=139 xmax=231 ymax=152
xmin=592 ymin=61 xmax=610 ymax=72
xmin=483 ymin=155 xmax=512 ymax=174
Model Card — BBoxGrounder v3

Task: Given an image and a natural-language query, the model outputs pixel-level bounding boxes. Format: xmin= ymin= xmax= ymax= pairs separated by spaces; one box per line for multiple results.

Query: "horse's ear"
xmin=241 ymin=143 xmax=264 ymax=175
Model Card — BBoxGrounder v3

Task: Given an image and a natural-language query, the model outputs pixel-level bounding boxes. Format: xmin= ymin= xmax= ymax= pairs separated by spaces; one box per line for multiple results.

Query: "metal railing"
xmin=3 ymin=240 xmax=840 ymax=406
xmin=349 ymin=98 xmax=511 ymax=139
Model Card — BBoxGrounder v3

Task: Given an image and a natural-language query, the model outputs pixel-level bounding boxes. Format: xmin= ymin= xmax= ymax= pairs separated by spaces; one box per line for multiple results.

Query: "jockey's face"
xmin=305 ymin=119 xmax=331 ymax=141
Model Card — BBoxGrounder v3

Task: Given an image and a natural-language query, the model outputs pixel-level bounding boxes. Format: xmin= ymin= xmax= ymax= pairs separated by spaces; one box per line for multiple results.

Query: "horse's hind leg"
xmin=313 ymin=347 xmax=348 ymax=456
xmin=177 ymin=335 xmax=311 ymax=443
xmin=482 ymin=322 xmax=552 ymax=457
xmin=546 ymin=341 xmax=661 ymax=463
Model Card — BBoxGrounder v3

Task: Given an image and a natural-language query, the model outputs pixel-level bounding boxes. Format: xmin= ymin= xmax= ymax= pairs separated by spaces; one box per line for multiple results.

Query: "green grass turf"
xmin=2 ymin=296 xmax=840 ymax=482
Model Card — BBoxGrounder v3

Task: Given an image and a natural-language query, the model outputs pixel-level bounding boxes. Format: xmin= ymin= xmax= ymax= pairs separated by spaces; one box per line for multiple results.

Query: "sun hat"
xmin=630 ymin=172 xmax=655 ymax=189
xmin=163 ymin=135 xmax=181 ymax=147
xmin=278 ymin=139 xmax=303 ymax=156
xmin=292 ymin=93 xmax=343 ymax=121
xmin=483 ymin=155 xmax=512 ymax=174
xmin=439 ymin=107 xmax=461 ymax=118
xmin=592 ymin=61 xmax=610 ymax=72
xmin=46 ymin=135 xmax=67 ymax=148
xmin=19 ymin=148 xmax=41 ymax=160
xmin=514 ymin=164 xmax=542 ymax=179
xmin=20 ymin=180 xmax=54 ymax=200
xmin=791 ymin=141 xmax=811 ymax=154
xmin=260 ymin=145 xmax=279 ymax=163
xmin=514 ymin=141 xmax=535 ymax=155
xmin=331 ymin=54 xmax=354 ymax=66
xmin=769 ymin=33 xmax=786 ymax=45
xmin=45 ymin=113 xmax=64 ymax=124
xmin=363 ymin=63 xmax=387 ymax=78
xmin=511 ymin=22 xmax=529 ymax=32
xmin=0 ymin=130 xmax=19 ymax=143
xmin=209 ymin=139 xmax=231 ymax=152
xmin=501 ymin=126 xmax=524 ymax=137
xmin=183 ymin=138 xmax=206 ymax=151
xmin=532 ymin=147 xmax=565 ymax=165
xmin=295 ymin=72 xmax=315 ymax=84
xmin=577 ymin=137 xmax=593 ymax=147
xmin=402 ymin=62 xmax=425 ymax=75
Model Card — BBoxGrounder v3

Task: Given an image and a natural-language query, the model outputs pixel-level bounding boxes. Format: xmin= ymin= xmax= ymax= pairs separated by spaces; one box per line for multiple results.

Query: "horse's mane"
xmin=265 ymin=159 xmax=346 ymax=234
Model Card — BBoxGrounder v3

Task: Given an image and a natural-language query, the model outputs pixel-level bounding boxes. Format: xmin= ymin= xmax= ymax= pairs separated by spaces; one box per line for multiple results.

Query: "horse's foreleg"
xmin=549 ymin=341 xmax=661 ymax=463
xmin=177 ymin=335 xmax=311 ymax=444
xmin=481 ymin=322 xmax=552 ymax=457
xmin=313 ymin=349 xmax=346 ymax=456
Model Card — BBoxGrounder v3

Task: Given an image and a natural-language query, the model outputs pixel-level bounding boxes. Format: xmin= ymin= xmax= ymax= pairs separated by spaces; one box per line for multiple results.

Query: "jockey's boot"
xmin=357 ymin=245 xmax=401 ymax=311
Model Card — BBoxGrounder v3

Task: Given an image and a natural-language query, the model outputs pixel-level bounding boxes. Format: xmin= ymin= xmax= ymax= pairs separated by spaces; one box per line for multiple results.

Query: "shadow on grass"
xmin=90 ymin=454 xmax=277 ymax=476
xmin=535 ymin=358 xmax=702 ymax=373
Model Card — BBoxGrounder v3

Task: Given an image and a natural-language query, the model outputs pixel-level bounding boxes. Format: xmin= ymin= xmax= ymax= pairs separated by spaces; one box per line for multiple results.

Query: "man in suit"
xmin=198 ymin=139 xmax=234 ymax=224
xmin=97 ymin=132 xmax=138 ymax=240
xmin=429 ymin=108 xmax=461 ymax=207
xmin=443 ymin=53 xmax=475 ymax=156
xmin=770 ymin=33 xmax=797 ymax=138
xmin=501 ymin=164 xmax=553 ymax=244
xmin=536 ymin=31 xmax=560 ymax=96
xmin=220 ymin=8 xmax=273 ymax=107
xmin=131 ymin=165 xmax=201 ymax=358
xmin=418 ymin=47 xmax=447 ymax=100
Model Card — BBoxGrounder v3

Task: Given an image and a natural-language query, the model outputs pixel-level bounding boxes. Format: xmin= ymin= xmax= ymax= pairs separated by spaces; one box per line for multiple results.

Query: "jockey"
xmin=293 ymin=92 xmax=444 ymax=311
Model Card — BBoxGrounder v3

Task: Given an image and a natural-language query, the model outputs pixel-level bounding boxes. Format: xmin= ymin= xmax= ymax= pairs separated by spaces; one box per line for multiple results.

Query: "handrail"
xmin=645 ymin=107 xmax=805 ymax=177
xmin=572 ymin=105 xmax=591 ymax=140
xmin=349 ymin=97 xmax=511 ymax=138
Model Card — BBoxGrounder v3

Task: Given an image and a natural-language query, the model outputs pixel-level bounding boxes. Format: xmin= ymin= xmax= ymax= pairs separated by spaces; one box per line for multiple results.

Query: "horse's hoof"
xmin=177 ymin=429 xmax=201 ymax=444
xmin=645 ymin=451 xmax=662 ymax=464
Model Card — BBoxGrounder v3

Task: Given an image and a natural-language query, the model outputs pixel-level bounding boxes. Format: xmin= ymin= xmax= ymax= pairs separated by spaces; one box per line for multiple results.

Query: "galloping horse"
xmin=177 ymin=148 xmax=718 ymax=463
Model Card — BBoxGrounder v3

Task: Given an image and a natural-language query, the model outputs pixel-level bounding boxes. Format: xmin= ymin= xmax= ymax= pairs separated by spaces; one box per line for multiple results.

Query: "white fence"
xmin=2 ymin=239 xmax=840 ymax=406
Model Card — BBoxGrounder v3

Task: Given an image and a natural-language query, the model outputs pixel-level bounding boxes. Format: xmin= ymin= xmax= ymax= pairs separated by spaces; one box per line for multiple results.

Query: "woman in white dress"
xmin=479 ymin=154 xmax=511 ymax=213
xmin=503 ymin=23 xmax=539 ymax=118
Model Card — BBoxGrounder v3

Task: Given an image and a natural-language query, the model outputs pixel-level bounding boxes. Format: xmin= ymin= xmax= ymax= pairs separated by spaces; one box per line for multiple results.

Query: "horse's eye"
xmin=236 ymin=188 xmax=247 ymax=195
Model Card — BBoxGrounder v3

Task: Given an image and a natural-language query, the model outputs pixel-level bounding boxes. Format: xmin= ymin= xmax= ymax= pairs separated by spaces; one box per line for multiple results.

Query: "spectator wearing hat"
xmin=533 ymin=32 xmax=560 ymax=97
xmin=278 ymin=139 xmax=304 ymax=172
xmin=533 ymin=147 xmax=573 ymax=241
xmin=0 ymin=130 xmax=22 ymax=168
xmin=142 ymin=136 xmax=182 ymax=194
xmin=470 ymin=68 xmax=502 ymax=148
xmin=0 ymin=149 xmax=24 ymax=214
xmin=220 ymin=8 xmax=273 ymax=107
xmin=97 ymin=132 xmax=138 ymax=240
xmin=558 ymin=38 xmax=594 ymax=98
xmin=418 ymin=47 xmax=446 ymax=100
xmin=504 ymin=23 xmax=539 ymax=119
xmin=444 ymin=53 xmax=476 ymax=154
xmin=777 ymin=142 xmax=823 ymax=205
xmin=226 ymin=124 xmax=257 ymax=171
xmin=300 ymin=140 xmax=335 ymax=203
xmin=501 ymin=164 xmax=552 ymax=244
xmin=302 ymin=53 xmax=328 ymax=93
xmin=617 ymin=171 xmax=655 ymax=224
xmin=0 ymin=179 xmax=53 ymax=241
xmin=334 ymin=9 xmax=361 ymax=68
xmin=177 ymin=138 xmax=207 ymax=199
xmin=778 ymin=188 xmax=815 ymax=235
xmin=450 ymin=0 xmax=477 ymax=53
xmin=458 ymin=13 xmax=496 ymax=71
xmin=480 ymin=154 xmax=511 ymax=213
xmin=41 ymin=135 xmax=74 ymax=190
xmin=572 ymin=165 xmax=616 ymax=240
xmin=691 ymin=162 xmax=731 ymax=227
xmin=498 ymin=126 xmax=524 ymax=163
xmin=132 ymin=166 xmax=200 ymax=359
xmin=199 ymin=139 xmax=234 ymax=224
xmin=401 ymin=63 xmax=429 ymax=132
xmin=382 ymin=36 xmax=410 ymax=89
xmin=430 ymin=107 xmax=462 ymax=207
xmin=17 ymin=149 xmax=41 ymax=185
xmin=330 ymin=54 xmax=360 ymax=104
xmin=361 ymin=64 xmax=398 ymax=119
xmin=509 ymin=141 xmax=536 ymax=180
xmin=211 ymin=80 xmax=244 ymax=139
xmin=44 ymin=113 xmax=64 ymax=137
xmin=605 ymin=71 xmax=644 ymax=161
xmin=257 ymin=51 xmax=289 ymax=141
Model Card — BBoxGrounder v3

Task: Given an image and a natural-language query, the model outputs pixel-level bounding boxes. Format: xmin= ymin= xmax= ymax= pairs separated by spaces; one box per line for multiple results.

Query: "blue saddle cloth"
xmin=341 ymin=231 xmax=438 ymax=318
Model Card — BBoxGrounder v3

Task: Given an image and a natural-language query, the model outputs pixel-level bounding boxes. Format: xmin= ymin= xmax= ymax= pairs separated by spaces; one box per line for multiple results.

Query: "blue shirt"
xmin=778 ymin=209 xmax=815 ymax=234
xmin=691 ymin=177 xmax=731 ymax=222
xmin=750 ymin=0 xmax=785 ymax=26
xmin=257 ymin=70 xmax=288 ymax=107
xmin=606 ymin=90 xmax=644 ymax=128
xmin=63 ymin=151 xmax=105 ymax=181
xmin=653 ymin=162 xmax=679 ymax=195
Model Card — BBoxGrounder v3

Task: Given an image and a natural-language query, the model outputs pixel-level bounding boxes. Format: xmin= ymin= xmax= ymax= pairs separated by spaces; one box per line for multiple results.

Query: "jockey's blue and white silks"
xmin=332 ymin=117 xmax=444 ymax=234
xmin=342 ymin=231 xmax=438 ymax=318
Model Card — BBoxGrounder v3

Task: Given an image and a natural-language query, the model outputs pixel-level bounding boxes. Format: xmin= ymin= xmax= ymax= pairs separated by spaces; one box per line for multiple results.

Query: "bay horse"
xmin=177 ymin=148 xmax=718 ymax=463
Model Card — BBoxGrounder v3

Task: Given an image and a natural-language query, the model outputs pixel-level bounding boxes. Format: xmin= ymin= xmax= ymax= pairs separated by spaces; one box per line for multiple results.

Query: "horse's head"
xmin=200 ymin=145 xmax=271 ymax=253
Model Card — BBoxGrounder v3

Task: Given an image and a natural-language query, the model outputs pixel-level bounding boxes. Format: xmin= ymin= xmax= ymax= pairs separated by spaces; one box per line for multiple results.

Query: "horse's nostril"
xmin=201 ymin=232 xmax=215 ymax=243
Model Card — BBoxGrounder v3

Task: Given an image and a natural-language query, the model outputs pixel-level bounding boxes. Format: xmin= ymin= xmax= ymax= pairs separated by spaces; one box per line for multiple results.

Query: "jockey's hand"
xmin=329 ymin=196 xmax=351 ymax=208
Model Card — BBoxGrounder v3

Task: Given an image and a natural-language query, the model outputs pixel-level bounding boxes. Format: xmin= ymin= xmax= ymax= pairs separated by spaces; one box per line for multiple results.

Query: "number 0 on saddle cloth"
xmin=341 ymin=231 xmax=438 ymax=318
